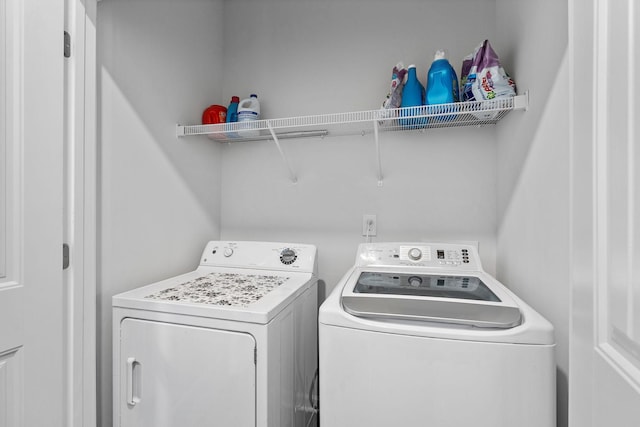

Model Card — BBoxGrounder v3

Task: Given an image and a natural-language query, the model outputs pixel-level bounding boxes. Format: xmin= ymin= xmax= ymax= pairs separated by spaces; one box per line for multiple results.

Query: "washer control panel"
xmin=199 ymin=241 xmax=317 ymax=273
xmin=356 ymin=242 xmax=480 ymax=270
xmin=399 ymin=245 xmax=431 ymax=262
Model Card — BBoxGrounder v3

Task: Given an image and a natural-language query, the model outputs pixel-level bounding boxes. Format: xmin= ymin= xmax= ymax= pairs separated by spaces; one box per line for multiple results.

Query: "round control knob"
xmin=408 ymin=276 xmax=423 ymax=287
xmin=280 ymin=248 xmax=297 ymax=265
xmin=223 ymin=248 xmax=234 ymax=257
xmin=408 ymin=248 xmax=422 ymax=261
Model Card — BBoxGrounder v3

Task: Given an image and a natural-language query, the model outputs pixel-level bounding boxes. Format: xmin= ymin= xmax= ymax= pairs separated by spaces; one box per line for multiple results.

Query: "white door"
xmin=119 ymin=319 xmax=256 ymax=427
xmin=570 ymin=0 xmax=640 ymax=425
xmin=0 ymin=0 xmax=66 ymax=426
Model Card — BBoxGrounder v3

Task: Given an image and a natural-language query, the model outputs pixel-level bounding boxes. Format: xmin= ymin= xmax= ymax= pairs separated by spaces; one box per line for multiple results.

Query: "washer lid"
xmin=341 ymin=269 xmax=522 ymax=328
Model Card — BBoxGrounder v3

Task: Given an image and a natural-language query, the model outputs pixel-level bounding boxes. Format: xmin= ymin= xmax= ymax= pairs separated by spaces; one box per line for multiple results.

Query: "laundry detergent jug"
xmin=399 ymin=65 xmax=426 ymax=128
xmin=426 ymin=50 xmax=459 ymax=121
xmin=237 ymin=94 xmax=261 ymax=137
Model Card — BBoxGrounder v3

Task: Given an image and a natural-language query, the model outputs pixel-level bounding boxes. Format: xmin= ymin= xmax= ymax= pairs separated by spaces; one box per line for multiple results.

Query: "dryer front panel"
xmin=118 ymin=319 xmax=256 ymax=427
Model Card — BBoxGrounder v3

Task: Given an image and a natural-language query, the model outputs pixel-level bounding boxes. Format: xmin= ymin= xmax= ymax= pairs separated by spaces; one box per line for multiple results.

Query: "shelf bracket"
xmin=514 ymin=90 xmax=529 ymax=111
xmin=373 ymin=120 xmax=383 ymax=186
xmin=267 ymin=122 xmax=298 ymax=184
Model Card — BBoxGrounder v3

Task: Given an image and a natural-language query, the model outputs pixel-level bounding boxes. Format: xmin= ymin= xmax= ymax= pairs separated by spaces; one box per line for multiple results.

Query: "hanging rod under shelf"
xmin=202 ymin=129 xmax=328 ymax=143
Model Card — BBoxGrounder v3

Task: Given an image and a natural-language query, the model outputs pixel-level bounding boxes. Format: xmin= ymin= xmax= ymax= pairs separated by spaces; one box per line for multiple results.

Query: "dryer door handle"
xmin=126 ymin=357 xmax=141 ymax=406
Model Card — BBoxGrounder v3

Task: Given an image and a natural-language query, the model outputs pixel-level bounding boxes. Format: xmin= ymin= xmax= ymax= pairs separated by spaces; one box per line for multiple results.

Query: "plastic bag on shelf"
xmin=379 ymin=62 xmax=407 ymax=125
xmin=460 ymin=39 xmax=516 ymax=102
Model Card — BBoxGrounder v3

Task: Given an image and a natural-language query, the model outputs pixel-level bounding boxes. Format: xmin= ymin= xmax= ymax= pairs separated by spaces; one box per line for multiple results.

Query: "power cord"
xmin=365 ymin=218 xmax=373 ymax=243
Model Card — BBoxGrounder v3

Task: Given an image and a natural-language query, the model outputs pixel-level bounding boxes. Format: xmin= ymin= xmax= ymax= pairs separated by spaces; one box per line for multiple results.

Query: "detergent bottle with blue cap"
xmin=237 ymin=94 xmax=261 ymax=137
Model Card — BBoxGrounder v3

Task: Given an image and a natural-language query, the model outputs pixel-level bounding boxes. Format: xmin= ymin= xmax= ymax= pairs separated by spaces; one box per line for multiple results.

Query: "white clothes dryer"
xmin=319 ymin=242 xmax=555 ymax=427
xmin=113 ymin=241 xmax=319 ymax=427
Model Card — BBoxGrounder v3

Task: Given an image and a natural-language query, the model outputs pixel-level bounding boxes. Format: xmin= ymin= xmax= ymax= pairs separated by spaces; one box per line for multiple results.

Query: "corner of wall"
xmin=495 ymin=2 xmax=570 ymax=427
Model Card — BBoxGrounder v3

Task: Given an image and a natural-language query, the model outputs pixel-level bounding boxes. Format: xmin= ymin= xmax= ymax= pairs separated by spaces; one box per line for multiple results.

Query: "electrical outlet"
xmin=362 ymin=214 xmax=377 ymax=237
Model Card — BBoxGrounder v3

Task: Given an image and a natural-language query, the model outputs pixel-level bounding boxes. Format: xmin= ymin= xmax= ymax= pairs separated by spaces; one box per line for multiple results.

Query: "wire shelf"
xmin=176 ymin=94 xmax=527 ymax=142
xmin=176 ymin=93 xmax=528 ymax=185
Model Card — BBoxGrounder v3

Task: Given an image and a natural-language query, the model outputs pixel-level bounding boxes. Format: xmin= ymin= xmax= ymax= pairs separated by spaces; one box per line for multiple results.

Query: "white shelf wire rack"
xmin=176 ymin=93 xmax=528 ymax=185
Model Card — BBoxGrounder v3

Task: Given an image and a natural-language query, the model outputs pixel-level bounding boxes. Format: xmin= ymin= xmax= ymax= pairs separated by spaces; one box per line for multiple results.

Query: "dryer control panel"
xmin=355 ymin=242 xmax=481 ymax=270
xmin=199 ymin=241 xmax=317 ymax=274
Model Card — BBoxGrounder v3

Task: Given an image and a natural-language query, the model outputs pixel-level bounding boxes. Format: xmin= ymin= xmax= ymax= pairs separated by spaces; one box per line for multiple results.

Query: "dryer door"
xmin=118 ymin=319 xmax=256 ymax=427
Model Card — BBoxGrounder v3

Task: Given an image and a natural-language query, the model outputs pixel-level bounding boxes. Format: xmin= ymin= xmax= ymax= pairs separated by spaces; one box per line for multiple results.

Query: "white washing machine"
xmin=112 ymin=241 xmax=319 ymax=427
xmin=319 ymin=242 xmax=556 ymax=427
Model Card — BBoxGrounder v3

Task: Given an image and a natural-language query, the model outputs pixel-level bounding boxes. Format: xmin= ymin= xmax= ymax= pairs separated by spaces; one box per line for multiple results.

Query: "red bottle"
xmin=202 ymin=105 xmax=227 ymax=125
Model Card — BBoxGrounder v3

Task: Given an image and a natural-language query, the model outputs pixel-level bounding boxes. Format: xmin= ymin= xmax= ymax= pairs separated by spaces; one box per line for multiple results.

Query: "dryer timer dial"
xmin=280 ymin=248 xmax=297 ymax=265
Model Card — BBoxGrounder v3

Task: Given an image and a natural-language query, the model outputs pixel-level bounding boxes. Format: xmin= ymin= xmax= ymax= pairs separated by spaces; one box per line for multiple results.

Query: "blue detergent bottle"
xmin=226 ymin=96 xmax=240 ymax=123
xmin=399 ymin=64 xmax=426 ymax=128
xmin=426 ymin=50 xmax=459 ymax=121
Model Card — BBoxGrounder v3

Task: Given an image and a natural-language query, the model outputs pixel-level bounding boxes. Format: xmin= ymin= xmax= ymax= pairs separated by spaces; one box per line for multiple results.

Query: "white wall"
xmin=97 ymin=1 xmax=225 ymax=426
xmin=495 ymin=1 xmax=570 ymax=427
xmin=219 ymin=0 xmax=500 ymax=295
